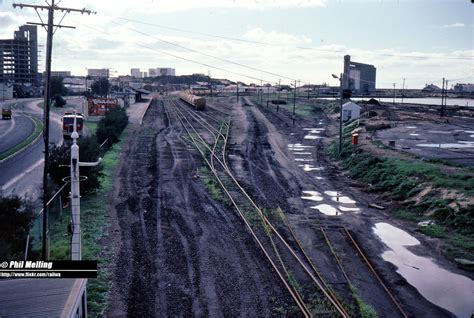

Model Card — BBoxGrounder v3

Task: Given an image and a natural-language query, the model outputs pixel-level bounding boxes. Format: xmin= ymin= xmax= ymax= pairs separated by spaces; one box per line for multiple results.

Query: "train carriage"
xmin=179 ymin=91 xmax=206 ymax=110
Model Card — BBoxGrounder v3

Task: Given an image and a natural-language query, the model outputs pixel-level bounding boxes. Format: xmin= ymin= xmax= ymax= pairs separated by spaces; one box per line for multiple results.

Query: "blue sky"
xmin=1 ymin=0 xmax=472 ymax=88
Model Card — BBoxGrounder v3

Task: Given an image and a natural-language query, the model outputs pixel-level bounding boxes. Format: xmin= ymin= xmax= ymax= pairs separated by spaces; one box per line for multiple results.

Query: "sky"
xmin=0 ymin=0 xmax=473 ymax=88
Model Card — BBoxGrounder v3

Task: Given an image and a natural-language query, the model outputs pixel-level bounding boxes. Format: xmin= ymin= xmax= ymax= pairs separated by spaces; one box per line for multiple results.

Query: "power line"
xmin=114 ymin=16 xmax=474 ymax=61
xmin=110 ymin=20 xmax=298 ymax=82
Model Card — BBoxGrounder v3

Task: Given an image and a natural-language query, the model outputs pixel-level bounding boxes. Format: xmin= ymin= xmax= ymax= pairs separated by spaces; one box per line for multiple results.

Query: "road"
xmin=0 ymin=113 xmax=34 ymax=154
xmin=0 ymin=98 xmax=65 ymax=199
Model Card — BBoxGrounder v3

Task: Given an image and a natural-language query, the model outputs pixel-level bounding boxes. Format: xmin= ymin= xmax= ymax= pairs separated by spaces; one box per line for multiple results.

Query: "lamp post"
xmin=332 ymin=73 xmax=344 ymax=154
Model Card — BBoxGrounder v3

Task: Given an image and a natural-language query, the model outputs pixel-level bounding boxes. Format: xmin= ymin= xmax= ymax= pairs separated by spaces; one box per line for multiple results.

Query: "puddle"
xmin=310 ymin=204 xmax=340 ymax=216
xmin=304 ymin=135 xmax=323 ymax=140
xmin=298 ymin=164 xmax=323 ymax=172
xmin=427 ymin=130 xmax=451 ymax=134
xmin=373 ymin=223 xmax=474 ymax=317
xmin=339 ymin=206 xmax=360 ymax=212
xmin=471 ymin=135 xmax=474 ymax=138
xmin=464 ymin=131 xmax=474 ymax=134
xmin=458 ymin=141 xmax=474 ymax=144
xmin=288 ymin=143 xmax=313 ymax=149
xmin=324 ymin=190 xmax=340 ymax=196
xmin=295 ymin=158 xmax=314 ymax=162
xmin=301 ymin=191 xmax=323 ymax=202
xmin=417 ymin=143 xmax=474 ymax=149
xmin=331 ymin=196 xmax=356 ymax=204
xmin=406 ymin=126 xmax=417 ymax=129
xmin=294 ymin=152 xmax=312 ymax=155
xmin=315 ymin=176 xmax=324 ymax=180
xmin=409 ymin=133 xmax=419 ymax=136
xmin=303 ymin=128 xmax=325 ymax=131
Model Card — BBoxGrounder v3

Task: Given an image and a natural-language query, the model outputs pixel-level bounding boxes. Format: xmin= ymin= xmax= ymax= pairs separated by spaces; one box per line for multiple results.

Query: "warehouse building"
xmin=343 ymin=55 xmax=376 ymax=94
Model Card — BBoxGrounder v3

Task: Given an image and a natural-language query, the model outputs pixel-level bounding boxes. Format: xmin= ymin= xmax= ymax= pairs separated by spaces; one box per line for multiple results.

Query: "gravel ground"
xmin=106 ymin=99 xmax=293 ymax=317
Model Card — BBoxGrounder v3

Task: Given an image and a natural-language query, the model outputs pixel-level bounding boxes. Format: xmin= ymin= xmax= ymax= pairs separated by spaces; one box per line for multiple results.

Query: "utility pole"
xmin=236 ymin=82 xmax=239 ymax=103
xmin=292 ymin=80 xmax=297 ymax=125
xmin=339 ymin=74 xmax=344 ymax=153
xmin=402 ymin=78 xmax=406 ymax=104
xmin=267 ymin=83 xmax=270 ymax=108
xmin=277 ymin=79 xmax=281 ymax=112
xmin=13 ymin=0 xmax=95 ymax=260
xmin=392 ymin=83 xmax=396 ymax=105
xmin=260 ymin=80 xmax=263 ymax=105
xmin=308 ymin=82 xmax=310 ymax=100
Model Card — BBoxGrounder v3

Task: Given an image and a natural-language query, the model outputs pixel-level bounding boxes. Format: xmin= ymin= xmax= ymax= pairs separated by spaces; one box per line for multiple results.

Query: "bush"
xmin=49 ymin=136 xmax=103 ymax=194
xmin=0 ymin=196 xmax=36 ymax=259
xmin=96 ymin=107 xmax=128 ymax=144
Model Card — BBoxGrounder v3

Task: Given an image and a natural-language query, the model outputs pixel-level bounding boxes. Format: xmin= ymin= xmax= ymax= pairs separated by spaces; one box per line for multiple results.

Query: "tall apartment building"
xmin=130 ymin=68 xmax=141 ymax=78
xmin=343 ymin=55 xmax=376 ymax=94
xmin=147 ymin=67 xmax=176 ymax=77
xmin=0 ymin=25 xmax=39 ymax=85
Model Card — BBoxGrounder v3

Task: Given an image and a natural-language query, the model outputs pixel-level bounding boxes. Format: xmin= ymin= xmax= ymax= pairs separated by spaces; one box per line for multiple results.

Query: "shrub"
xmin=96 ymin=107 xmax=128 ymax=144
xmin=49 ymin=136 xmax=103 ymax=194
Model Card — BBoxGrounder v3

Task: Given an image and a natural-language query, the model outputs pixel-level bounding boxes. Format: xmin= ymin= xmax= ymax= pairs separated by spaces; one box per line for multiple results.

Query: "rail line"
xmin=166 ymin=97 xmax=350 ymax=317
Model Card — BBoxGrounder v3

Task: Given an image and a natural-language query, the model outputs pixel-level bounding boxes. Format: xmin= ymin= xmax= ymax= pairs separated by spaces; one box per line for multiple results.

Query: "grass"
xmin=0 ymin=115 xmax=43 ymax=161
xmin=198 ymin=166 xmax=224 ymax=201
xmin=85 ymin=121 xmax=98 ymax=135
xmin=349 ymin=284 xmax=378 ymax=318
xmin=46 ymin=128 xmax=128 ymax=316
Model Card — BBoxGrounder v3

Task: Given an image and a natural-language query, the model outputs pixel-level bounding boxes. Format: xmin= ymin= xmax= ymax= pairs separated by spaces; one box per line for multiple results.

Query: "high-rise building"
xmin=131 ymin=68 xmax=141 ymax=78
xmin=156 ymin=68 xmax=175 ymax=76
xmin=87 ymin=68 xmax=109 ymax=78
xmin=0 ymin=25 xmax=39 ymax=85
xmin=343 ymin=55 xmax=376 ymax=94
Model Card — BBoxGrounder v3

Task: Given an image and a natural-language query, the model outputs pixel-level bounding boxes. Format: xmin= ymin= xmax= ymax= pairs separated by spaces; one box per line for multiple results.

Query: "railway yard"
xmin=105 ymin=96 xmax=473 ymax=317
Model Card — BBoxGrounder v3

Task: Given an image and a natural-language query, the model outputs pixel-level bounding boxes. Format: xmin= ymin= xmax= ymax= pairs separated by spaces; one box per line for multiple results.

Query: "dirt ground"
xmin=105 ymin=97 xmax=471 ymax=317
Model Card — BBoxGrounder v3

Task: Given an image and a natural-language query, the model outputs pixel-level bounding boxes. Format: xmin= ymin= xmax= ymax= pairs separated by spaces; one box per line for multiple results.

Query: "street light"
xmin=332 ymin=73 xmax=344 ymax=154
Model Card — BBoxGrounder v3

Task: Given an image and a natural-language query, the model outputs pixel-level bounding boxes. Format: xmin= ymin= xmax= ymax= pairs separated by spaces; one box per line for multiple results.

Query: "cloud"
xmin=441 ymin=22 xmax=465 ymax=28
xmin=243 ymin=27 xmax=313 ymax=45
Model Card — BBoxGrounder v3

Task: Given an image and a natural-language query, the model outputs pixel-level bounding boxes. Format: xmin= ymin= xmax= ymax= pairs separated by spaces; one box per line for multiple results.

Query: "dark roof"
xmin=131 ymin=88 xmax=151 ymax=94
xmin=0 ymin=278 xmax=85 ymax=317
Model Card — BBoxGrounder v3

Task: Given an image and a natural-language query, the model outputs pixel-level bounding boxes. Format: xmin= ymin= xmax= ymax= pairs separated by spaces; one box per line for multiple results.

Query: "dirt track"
xmin=106 ymin=97 xmax=459 ymax=317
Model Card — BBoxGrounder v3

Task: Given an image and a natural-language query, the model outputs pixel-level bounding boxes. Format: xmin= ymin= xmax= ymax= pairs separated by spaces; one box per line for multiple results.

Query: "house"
xmin=342 ymin=101 xmax=361 ymax=122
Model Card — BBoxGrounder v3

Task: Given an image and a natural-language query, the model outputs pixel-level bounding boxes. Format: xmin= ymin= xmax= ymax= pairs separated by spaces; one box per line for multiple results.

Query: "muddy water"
xmin=373 ymin=223 xmax=474 ymax=317
xmin=416 ymin=143 xmax=474 ymax=148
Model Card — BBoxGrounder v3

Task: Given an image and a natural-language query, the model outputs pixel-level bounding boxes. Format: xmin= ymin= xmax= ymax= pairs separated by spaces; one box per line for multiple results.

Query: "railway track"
xmin=165 ymin=97 xmax=350 ymax=317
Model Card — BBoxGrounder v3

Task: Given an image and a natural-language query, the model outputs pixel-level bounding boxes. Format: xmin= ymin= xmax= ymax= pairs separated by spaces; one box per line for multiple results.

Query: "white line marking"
xmin=0 ymin=115 xmax=16 ymax=138
xmin=1 ymin=159 xmax=44 ymax=191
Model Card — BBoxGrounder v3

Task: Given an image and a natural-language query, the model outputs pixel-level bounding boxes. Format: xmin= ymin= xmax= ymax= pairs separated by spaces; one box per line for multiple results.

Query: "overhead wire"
xmin=115 ymin=16 xmax=474 ymax=61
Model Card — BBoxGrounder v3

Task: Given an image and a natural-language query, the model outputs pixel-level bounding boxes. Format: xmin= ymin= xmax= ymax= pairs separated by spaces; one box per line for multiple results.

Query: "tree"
xmin=0 ymin=196 xmax=36 ymax=259
xmin=49 ymin=136 xmax=103 ymax=194
xmin=91 ymin=78 xmax=110 ymax=97
xmin=96 ymin=107 xmax=128 ymax=144
xmin=50 ymin=76 xmax=67 ymax=98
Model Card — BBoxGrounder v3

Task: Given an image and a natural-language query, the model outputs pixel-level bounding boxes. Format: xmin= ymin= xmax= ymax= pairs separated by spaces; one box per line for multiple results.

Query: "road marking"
xmin=1 ymin=158 xmax=44 ymax=191
xmin=0 ymin=115 xmax=16 ymax=138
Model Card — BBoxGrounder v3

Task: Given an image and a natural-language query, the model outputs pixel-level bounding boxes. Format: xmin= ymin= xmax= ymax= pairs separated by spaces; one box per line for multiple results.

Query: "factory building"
xmin=343 ymin=55 xmax=376 ymax=94
xmin=87 ymin=68 xmax=109 ymax=78
xmin=0 ymin=25 xmax=39 ymax=85
xmin=130 ymin=68 xmax=141 ymax=78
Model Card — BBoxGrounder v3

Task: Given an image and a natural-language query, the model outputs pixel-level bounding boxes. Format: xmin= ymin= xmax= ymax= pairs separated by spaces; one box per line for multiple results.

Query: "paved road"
xmin=0 ymin=98 xmax=63 ymax=199
xmin=0 ymin=113 xmax=35 ymax=154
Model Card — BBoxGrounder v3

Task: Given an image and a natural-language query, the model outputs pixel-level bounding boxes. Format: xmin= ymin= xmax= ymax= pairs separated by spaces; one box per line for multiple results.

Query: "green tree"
xmin=96 ymin=107 xmax=128 ymax=144
xmin=0 ymin=196 xmax=35 ymax=259
xmin=91 ymin=78 xmax=110 ymax=97
xmin=51 ymin=76 xmax=67 ymax=97
xmin=49 ymin=136 xmax=103 ymax=194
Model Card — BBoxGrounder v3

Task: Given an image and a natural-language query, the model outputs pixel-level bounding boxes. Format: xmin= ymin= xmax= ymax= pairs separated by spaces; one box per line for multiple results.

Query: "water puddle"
xmin=458 ymin=141 xmax=474 ymax=144
xmin=295 ymin=158 xmax=314 ymax=162
xmin=288 ymin=143 xmax=313 ymax=149
xmin=294 ymin=152 xmax=312 ymax=155
xmin=324 ymin=191 xmax=340 ymax=196
xmin=301 ymin=191 xmax=323 ymax=202
xmin=464 ymin=131 xmax=474 ymax=134
xmin=409 ymin=133 xmax=419 ymax=136
xmin=373 ymin=223 xmax=474 ymax=317
xmin=331 ymin=196 xmax=356 ymax=204
xmin=315 ymin=176 xmax=324 ymax=180
xmin=427 ymin=130 xmax=451 ymax=134
xmin=417 ymin=143 xmax=474 ymax=149
xmin=339 ymin=206 xmax=360 ymax=212
xmin=304 ymin=135 xmax=323 ymax=140
xmin=303 ymin=128 xmax=325 ymax=131
xmin=406 ymin=126 xmax=417 ymax=129
xmin=298 ymin=164 xmax=322 ymax=172
xmin=471 ymin=135 xmax=474 ymax=138
xmin=310 ymin=204 xmax=340 ymax=216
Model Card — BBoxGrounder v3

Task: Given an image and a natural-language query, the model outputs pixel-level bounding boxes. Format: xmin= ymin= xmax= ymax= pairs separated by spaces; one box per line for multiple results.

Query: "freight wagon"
xmin=179 ymin=91 xmax=206 ymax=110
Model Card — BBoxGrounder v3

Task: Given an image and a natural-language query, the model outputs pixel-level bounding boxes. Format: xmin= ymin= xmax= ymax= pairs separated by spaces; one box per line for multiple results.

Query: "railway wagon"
xmin=179 ymin=91 xmax=206 ymax=110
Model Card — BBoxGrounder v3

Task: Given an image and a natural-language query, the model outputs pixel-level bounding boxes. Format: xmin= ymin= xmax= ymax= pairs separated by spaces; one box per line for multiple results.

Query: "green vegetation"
xmin=96 ymin=107 xmax=128 ymax=144
xmin=0 ymin=196 xmax=36 ymax=259
xmin=198 ymin=166 xmax=224 ymax=201
xmin=349 ymin=284 xmax=378 ymax=318
xmin=0 ymin=115 xmax=43 ymax=161
xmin=85 ymin=121 xmax=98 ymax=135
xmin=329 ymin=129 xmax=474 ymax=262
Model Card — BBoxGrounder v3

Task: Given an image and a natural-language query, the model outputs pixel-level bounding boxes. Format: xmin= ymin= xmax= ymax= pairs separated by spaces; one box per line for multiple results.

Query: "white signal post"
xmin=70 ymin=113 xmax=101 ymax=260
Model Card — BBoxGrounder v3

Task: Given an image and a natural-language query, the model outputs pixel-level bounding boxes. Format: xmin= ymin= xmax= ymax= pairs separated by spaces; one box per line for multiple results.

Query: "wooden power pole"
xmin=13 ymin=0 xmax=95 ymax=260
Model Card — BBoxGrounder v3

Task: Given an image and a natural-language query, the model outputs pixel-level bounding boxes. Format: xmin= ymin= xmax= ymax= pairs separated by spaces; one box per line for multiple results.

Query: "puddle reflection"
xmin=301 ymin=191 xmax=324 ymax=202
xmin=373 ymin=223 xmax=474 ymax=317
xmin=310 ymin=204 xmax=339 ymax=216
